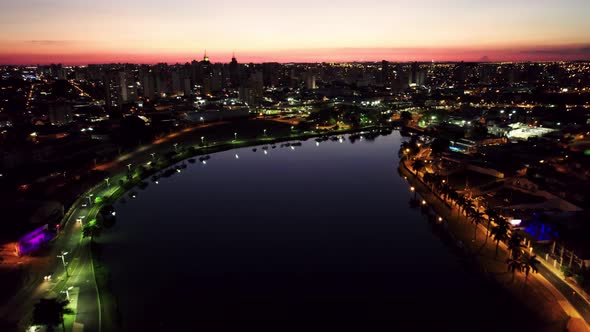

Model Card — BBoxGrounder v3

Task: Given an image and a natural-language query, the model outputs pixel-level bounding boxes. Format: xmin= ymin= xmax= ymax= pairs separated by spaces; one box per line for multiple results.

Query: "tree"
xmin=412 ymin=159 xmax=426 ymax=176
xmin=82 ymin=220 xmax=102 ymax=241
xmin=521 ymin=255 xmax=540 ymax=283
xmin=469 ymin=210 xmax=485 ymax=241
xmin=507 ymin=232 xmax=524 ymax=259
xmin=33 ymin=298 xmax=73 ymax=332
xmin=483 ymin=207 xmax=499 ymax=243
xmin=400 ymin=111 xmax=413 ymax=124
xmin=490 ymin=217 xmax=510 ymax=258
xmin=455 ymin=194 xmax=466 ymax=212
xmin=506 ymin=257 xmax=522 ymax=282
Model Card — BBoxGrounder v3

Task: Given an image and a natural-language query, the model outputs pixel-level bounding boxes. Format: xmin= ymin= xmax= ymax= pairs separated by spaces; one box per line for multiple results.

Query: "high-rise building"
xmin=119 ymin=71 xmax=137 ymax=103
xmin=229 ymin=53 xmax=240 ymax=87
xmin=142 ymin=70 xmax=156 ymax=100
xmin=239 ymin=72 xmax=264 ymax=105
xmin=48 ymin=101 xmax=73 ymax=125
xmin=380 ymin=60 xmax=390 ymax=84
xmin=408 ymin=62 xmax=426 ymax=87
xmin=103 ymin=70 xmax=121 ymax=111
xmin=304 ymin=71 xmax=317 ymax=89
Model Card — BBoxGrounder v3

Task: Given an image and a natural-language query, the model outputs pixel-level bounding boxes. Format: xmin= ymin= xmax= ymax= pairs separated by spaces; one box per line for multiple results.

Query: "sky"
xmin=0 ymin=0 xmax=589 ymax=64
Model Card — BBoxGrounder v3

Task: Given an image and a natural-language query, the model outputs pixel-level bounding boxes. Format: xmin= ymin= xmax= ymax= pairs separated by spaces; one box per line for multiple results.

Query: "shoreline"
xmin=88 ymin=124 xmax=398 ymax=331
xmin=85 ymin=125 xmax=567 ymax=331
xmin=398 ymin=156 xmax=571 ymax=331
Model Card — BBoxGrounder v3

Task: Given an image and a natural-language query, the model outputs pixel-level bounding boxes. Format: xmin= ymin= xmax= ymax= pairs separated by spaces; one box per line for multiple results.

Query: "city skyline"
xmin=1 ymin=0 xmax=590 ymax=64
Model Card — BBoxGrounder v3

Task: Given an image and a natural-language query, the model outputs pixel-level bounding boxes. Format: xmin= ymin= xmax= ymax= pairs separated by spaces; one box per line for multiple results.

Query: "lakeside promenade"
xmin=399 ymin=156 xmax=590 ymax=332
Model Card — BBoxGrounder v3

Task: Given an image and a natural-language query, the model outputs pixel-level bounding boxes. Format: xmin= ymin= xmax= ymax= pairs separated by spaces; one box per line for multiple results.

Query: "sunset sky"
xmin=1 ymin=0 xmax=589 ymax=64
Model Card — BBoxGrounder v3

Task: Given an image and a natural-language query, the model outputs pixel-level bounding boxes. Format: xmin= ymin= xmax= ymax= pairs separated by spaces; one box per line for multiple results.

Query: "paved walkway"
xmin=400 ymin=158 xmax=586 ymax=331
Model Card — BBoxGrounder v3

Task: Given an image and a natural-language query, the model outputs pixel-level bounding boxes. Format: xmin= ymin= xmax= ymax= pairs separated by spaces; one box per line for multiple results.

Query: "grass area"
xmin=63 ymin=312 xmax=75 ymax=332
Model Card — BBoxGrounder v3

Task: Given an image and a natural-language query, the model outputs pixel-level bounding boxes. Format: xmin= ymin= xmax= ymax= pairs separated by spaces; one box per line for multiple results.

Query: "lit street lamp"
xmin=126 ymin=163 xmax=132 ymax=172
xmin=87 ymin=194 xmax=94 ymax=205
xmin=150 ymin=152 xmax=156 ymax=161
xmin=173 ymin=143 xmax=179 ymax=153
xmin=57 ymin=251 xmax=69 ymax=277
xmin=61 ymin=286 xmax=73 ymax=300
xmin=104 ymin=177 xmax=110 ymax=187
xmin=200 ymin=117 xmax=204 ymax=126
xmin=201 ymin=136 xmax=205 ymax=145
xmin=263 ymin=129 xmax=267 ymax=137
xmin=234 ymin=132 xmax=237 ymax=141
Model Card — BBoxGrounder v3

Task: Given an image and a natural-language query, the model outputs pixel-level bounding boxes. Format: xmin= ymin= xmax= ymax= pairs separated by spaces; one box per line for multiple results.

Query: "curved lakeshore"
xmin=90 ymin=130 xmax=552 ymax=331
xmin=398 ymin=153 xmax=571 ymax=331
xmin=81 ymin=123 xmax=399 ymax=331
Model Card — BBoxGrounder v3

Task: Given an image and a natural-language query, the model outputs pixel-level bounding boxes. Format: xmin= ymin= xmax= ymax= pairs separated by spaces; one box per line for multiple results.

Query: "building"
xmin=48 ymin=101 xmax=73 ymax=125
xmin=304 ymin=72 xmax=317 ymax=90
xmin=229 ymin=53 xmax=240 ymax=87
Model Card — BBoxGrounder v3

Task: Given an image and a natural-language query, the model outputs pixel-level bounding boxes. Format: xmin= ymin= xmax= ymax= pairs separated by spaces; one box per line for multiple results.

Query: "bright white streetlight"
xmin=201 ymin=136 xmax=205 ymax=145
xmin=200 ymin=117 xmax=204 ymax=126
xmin=61 ymin=286 xmax=73 ymax=300
xmin=234 ymin=132 xmax=237 ymax=141
xmin=126 ymin=163 xmax=132 ymax=172
xmin=57 ymin=251 xmax=69 ymax=277
xmin=104 ymin=177 xmax=110 ymax=187
xmin=87 ymin=194 xmax=94 ymax=205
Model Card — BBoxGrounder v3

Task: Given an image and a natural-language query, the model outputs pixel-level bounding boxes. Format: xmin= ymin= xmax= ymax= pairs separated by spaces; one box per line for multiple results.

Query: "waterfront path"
xmin=399 ymin=158 xmax=590 ymax=331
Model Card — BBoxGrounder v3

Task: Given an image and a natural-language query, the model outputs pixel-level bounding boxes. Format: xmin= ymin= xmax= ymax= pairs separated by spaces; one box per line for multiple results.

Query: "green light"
xmin=585 ymin=150 xmax=590 ymax=156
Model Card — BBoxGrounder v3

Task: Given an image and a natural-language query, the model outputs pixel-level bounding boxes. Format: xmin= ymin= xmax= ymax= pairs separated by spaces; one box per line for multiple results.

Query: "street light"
xmin=201 ymin=136 xmax=205 ymax=145
xmin=87 ymin=194 xmax=94 ymax=205
xmin=126 ymin=163 xmax=132 ymax=172
xmin=150 ymin=152 xmax=156 ymax=161
xmin=200 ymin=117 xmax=204 ymax=126
xmin=234 ymin=132 xmax=237 ymax=141
xmin=263 ymin=129 xmax=267 ymax=137
xmin=104 ymin=177 xmax=110 ymax=187
xmin=173 ymin=143 xmax=179 ymax=153
xmin=57 ymin=251 xmax=69 ymax=277
xmin=61 ymin=286 xmax=73 ymax=300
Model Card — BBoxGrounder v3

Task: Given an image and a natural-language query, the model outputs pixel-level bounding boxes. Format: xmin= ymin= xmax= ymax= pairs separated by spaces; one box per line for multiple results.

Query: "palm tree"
xmin=470 ymin=210 xmax=485 ymax=241
xmin=449 ymin=188 xmax=459 ymax=204
xmin=456 ymin=195 xmax=467 ymax=214
xmin=490 ymin=217 xmax=510 ymax=258
xmin=462 ymin=199 xmax=476 ymax=217
xmin=521 ymin=255 xmax=540 ymax=283
xmin=507 ymin=232 xmax=524 ymax=259
xmin=506 ymin=257 xmax=522 ymax=282
xmin=412 ymin=159 xmax=426 ymax=177
xmin=484 ymin=207 xmax=499 ymax=243
xmin=33 ymin=298 xmax=73 ymax=332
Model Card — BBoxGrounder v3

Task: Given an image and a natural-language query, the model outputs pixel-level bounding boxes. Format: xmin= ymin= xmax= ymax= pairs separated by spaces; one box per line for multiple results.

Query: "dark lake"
xmin=102 ymin=131 xmax=530 ymax=331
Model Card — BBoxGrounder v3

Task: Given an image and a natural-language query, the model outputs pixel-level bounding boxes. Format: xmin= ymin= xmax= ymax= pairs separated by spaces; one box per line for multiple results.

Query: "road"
xmin=539 ymin=264 xmax=590 ymax=323
xmin=0 ymin=199 xmax=101 ymax=331
xmin=0 ymin=121 xmax=236 ymax=331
